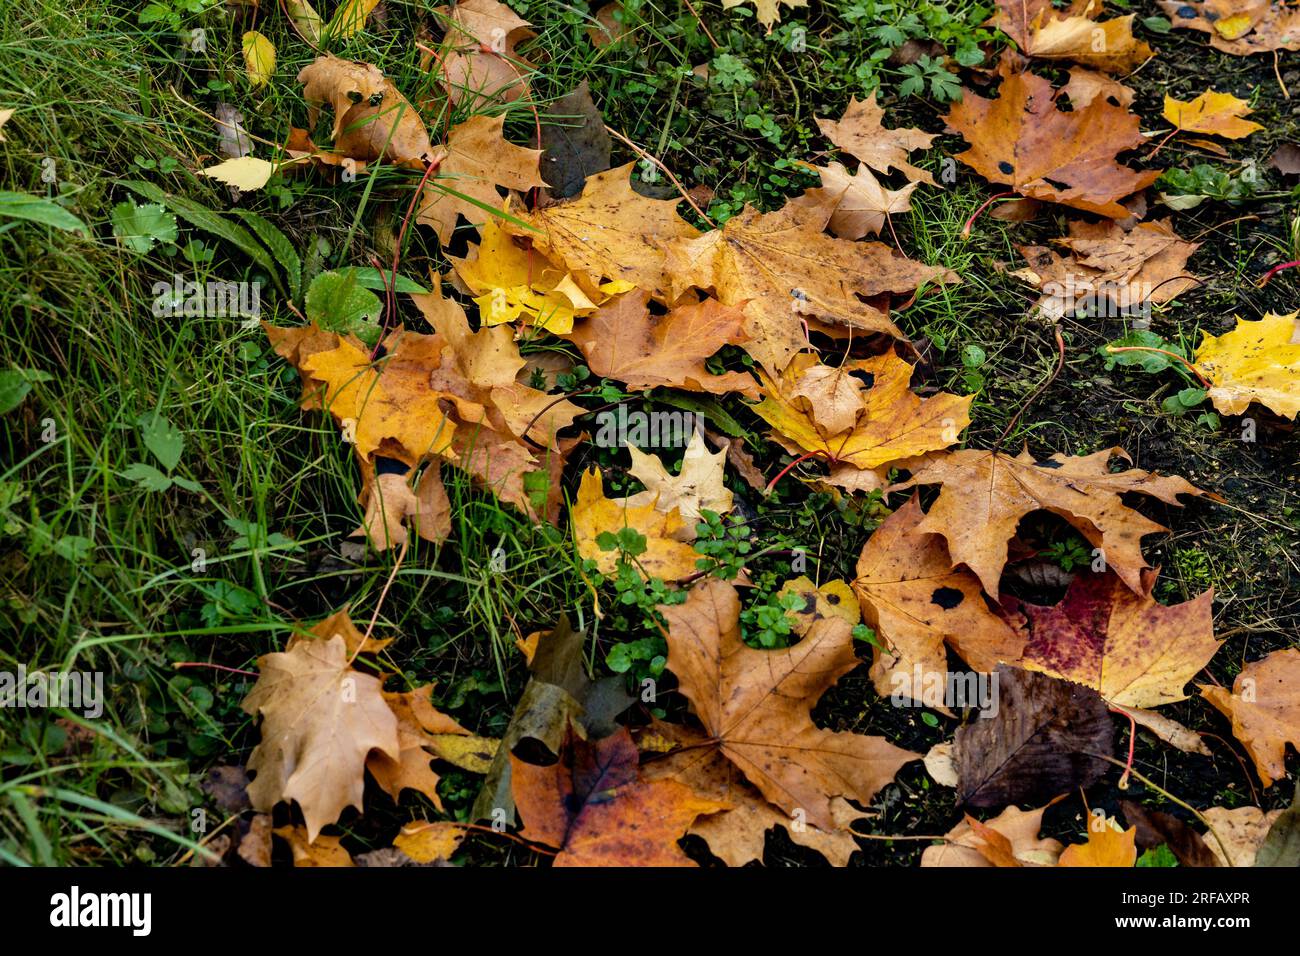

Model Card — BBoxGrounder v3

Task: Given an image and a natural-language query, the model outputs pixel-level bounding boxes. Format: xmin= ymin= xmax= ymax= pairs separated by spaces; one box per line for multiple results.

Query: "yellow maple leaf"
xmin=1163 ymin=91 xmax=1263 ymax=139
xmin=754 ymin=351 xmax=972 ymax=476
xmin=1193 ymin=311 xmax=1300 ymax=418
xmin=571 ymin=468 xmax=701 ymax=581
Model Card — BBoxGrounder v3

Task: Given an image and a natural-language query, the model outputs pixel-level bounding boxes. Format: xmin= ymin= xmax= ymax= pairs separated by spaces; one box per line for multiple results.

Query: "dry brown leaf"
xmin=417 ymin=113 xmax=545 ymax=243
xmin=1200 ymin=648 xmax=1300 ymax=787
xmin=665 ymin=197 xmax=957 ymax=373
xmin=894 ymin=446 xmax=1212 ymax=599
xmin=242 ymin=636 xmax=400 ymax=840
xmin=297 ymin=55 xmax=432 ymax=166
xmin=945 ymin=54 xmax=1159 ymax=218
xmin=273 ymin=826 xmax=356 ymax=867
xmin=434 ymin=0 xmax=535 ymax=110
xmin=993 ymin=0 xmax=1153 ymax=72
xmin=353 ymin=463 xmax=451 ymax=550
xmin=803 ymin=161 xmax=918 ymax=239
xmin=1202 ymin=805 xmax=1285 ymax=865
xmin=567 ymin=289 xmax=758 ymax=396
xmin=365 ymin=685 xmax=477 ymax=810
xmin=661 ymin=577 xmax=918 ymax=831
xmin=853 ymin=495 xmax=1025 ymax=705
xmin=623 ymin=430 xmax=733 ymax=530
xmin=921 ymin=803 xmax=1064 ymax=867
xmin=816 ymin=93 xmax=937 ymax=185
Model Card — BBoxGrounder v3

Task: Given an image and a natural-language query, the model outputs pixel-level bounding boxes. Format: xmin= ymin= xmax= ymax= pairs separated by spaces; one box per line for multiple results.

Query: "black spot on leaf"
xmin=931 ymin=586 xmax=964 ymax=609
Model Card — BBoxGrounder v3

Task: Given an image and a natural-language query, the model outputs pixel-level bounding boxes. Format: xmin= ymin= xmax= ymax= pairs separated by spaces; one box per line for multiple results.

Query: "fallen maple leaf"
xmin=661 ymin=577 xmax=918 ymax=831
xmin=922 ymin=803 xmax=1064 ymax=866
xmin=992 ymin=0 xmax=1153 ymax=72
xmin=1203 ymin=805 xmax=1285 ymax=865
xmin=366 ymin=685 xmax=492 ymax=809
xmin=623 ymin=430 xmax=733 ymax=530
xmin=853 ymin=495 xmax=1025 ymax=705
xmin=754 ymin=351 xmax=972 ymax=477
xmin=1012 ymin=218 xmax=1201 ymax=322
xmin=297 ymin=55 xmax=432 ymax=166
xmin=503 ymin=164 xmax=698 ymax=298
xmin=1192 ymin=311 xmax=1300 ymax=419
xmin=512 ymin=724 xmax=727 ymax=866
xmin=1164 ymin=91 xmax=1263 ymax=139
xmin=353 ymin=463 xmax=451 ymax=550
xmin=639 ymin=720 xmax=863 ymax=866
xmin=1062 ymin=67 xmax=1136 ymax=109
xmin=801 ymin=161 xmax=918 ymax=239
xmin=1003 ymin=569 xmax=1219 ymax=710
xmin=392 ymin=820 xmax=470 ymax=863
xmin=1160 ymin=0 xmax=1300 ymax=56
xmin=273 ymin=826 xmax=356 ymax=867
xmin=571 ymin=467 xmax=701 ymax=580
xmin=566 ymin=289 xmax=759 ymax=397
xmin=893 ymin=446 xmax=1212 ymax=599
xmin=666 ymin=196 xmax=957 ymax=373
xmin=242 ymin=635 xmax=400 ymax=841
xmin=1200 ymin=648 xmax=1300 ymax=787
xmin=945 ymin=54 xmax=1160 ymax=218
xmin=816 ymin=93 xmax=937 ymax=185
xmin=417 ymin=114 xmax=545 ymax=243
xmin=1058 ymin=818 xmax=1138 ymax=867
xmin=956 ymin=665 xmax=1113 ymax=808
xmin=434 ymin=0 xmax=535 ymax=110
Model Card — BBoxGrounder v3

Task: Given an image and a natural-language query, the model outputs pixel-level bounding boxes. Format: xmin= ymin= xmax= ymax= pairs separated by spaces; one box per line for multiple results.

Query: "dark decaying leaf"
xmin=956 ymin=665 xmax=1113 ymax=808
xmin=540 ymin=81 xmax=612 ymax=198
xmin=1256 ymin=783 xmax=1300 ymax=868
xmin=1120 ymin=799 xmax=1216 ymax=867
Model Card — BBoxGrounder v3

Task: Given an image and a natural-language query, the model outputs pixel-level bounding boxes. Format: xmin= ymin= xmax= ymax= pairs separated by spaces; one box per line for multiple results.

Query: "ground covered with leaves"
xmin=1 ymin=0 xmax=1298 ymax=869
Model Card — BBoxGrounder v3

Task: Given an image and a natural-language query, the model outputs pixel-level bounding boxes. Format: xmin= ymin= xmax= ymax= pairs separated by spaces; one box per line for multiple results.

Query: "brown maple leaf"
xmin=433 ymin=0 xmax=535 ymax=110
xmin=802 ymin=161 xmax=918 ymax=239
xmin=639 ymin=720 xmax=863 ymax=866
xmin=242 ymin=635 xmax=400 ymax=841
xmin=992 ymin=0 xmax=1154 ymax=72
xmin=512 ymin=724 xmax=727 ymax=866
xmin=816 ymin=93 xmax=937 ymax=185
xmin=416 ymin=114 xmax=545 ymax=243
xmin=566 ymin=289 xmax=759 ymax=397
xmin=1003 ymin=568 xmax=1219 ymax=709
xmin=922 ymin=802 xmax=1064 ymax=866
xmin=503 ymin=163 xmax=698 ymax=297
xmin=1012 ymin=218 xmax=1201 ymax=321
xmin=944 ymin=54 xmax=1159 ymax=218
xmin=853 ymin=495 xmax=1025 ymax=706
xmin=1200 ymin=648 xmax=1300 ymax=787
xmin=353 ymin=462 xmax=451 ymax=551
xmin=660 ymin=577 xmax=918 ymax=831
xmin=893 ymin=446 xmax=1213 ymax=599
xmin=664 ymin=195 xmax=957 ymax=373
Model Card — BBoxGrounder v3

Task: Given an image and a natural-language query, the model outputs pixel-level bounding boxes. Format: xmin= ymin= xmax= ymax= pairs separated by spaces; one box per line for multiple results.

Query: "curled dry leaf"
xmin=297 ymin=55 xmax=432 ymax=166
xmin=623 ymin=430 xmax=733 ymax=530
xmin=1192 ymin=312 xmax=1300 ymax=419
xmin=434 ymin=0 xmax=535 ymax=110
xmin=921 ymin=803 xmax=1064 ymax=867
xmin=894 ymin=446 xmax=1212 ymax=599
xmin=945 ymin=54 xmax=1159 ymax=218
xmin=1012 ymin=218 xmax=1200 ymax=322
xmin=992 ymin=0 xmax=1153 ymax=72
xmin=242 ymin=635 xmax=400 ymax=841
xmin=353 ymin=463 xmax=451 ymax=551
xmin=512 ymin=724 xmax=727 ymax=866
xmin=1003 ymin=569 xmax=1219 ymax=710
xmin=1200 ymin=648 xmax=1300 ymax=787
xmin=661 ymin=577 xmax=918 ymax=831
xmin=755 ymin=352 xmax=972 ymax=480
